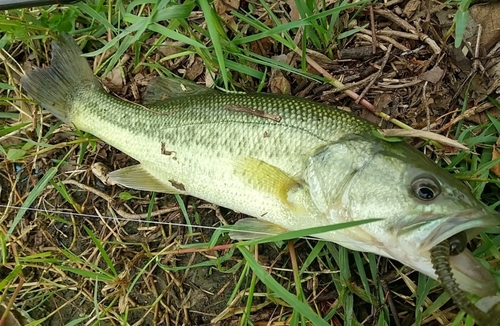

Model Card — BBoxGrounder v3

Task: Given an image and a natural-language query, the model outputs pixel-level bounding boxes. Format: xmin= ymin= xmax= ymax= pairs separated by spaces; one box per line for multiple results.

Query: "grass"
xmin=1 ymin=0 xmax=500 ymax=325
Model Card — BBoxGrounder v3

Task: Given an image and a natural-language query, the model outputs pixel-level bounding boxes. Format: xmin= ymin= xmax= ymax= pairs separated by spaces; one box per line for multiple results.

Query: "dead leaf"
xmin=269 ymin=55 xmax=291 ymax=94
xmin=379 ymin=129 xmax=469 ymax=151
xmin=373 ymin=93 xmax=393 ymax=113
xmin=184 ymin=57 xmax=204 ymax=81
xmin=214 ymin=0 xmax=240 ymax=29
xmin=0 ymin=304 xmax=24 ymax=326
xmin=486 ymin=58 xmax=500 ymax=95
xmin=103 ymin=65 xmax=125 ymax=93
xmin=469 ymin=2 xmax=500 ymax=54
xmin=156 ymin=40 xmax=186 ymax=57
xmin=418 ymin=66 xmax=444 ymax=84
xmin=214 ymin=0 xmax=239 ymax=14
xmin=286 ymin=0 xmax=300 ymax=21
xmin=491 ymin=137 xmax=500 ymax=178
xmin=402 ymin=0 xmax=421 ymax=19
xmin=269 ymin=74 xmax=291 ymax=94
xmin=250 ymin=37 xmax=274 ymax=57
xmin=306 ymin=49 xmax=339 ymax=69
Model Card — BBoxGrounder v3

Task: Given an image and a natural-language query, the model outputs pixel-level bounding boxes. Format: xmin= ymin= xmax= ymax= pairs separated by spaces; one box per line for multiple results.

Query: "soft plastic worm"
xmin=430 ymin=237 xmax=500 ymax=325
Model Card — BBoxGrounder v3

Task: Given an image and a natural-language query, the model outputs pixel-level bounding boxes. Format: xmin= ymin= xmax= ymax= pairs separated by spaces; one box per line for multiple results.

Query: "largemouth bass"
xmin=22 ymin=34 xmax=499 ymax=296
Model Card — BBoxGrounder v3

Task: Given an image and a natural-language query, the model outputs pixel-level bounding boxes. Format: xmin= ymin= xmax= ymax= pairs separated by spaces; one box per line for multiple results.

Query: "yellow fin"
xmin=108 ymin=164 xmax=187 ymax=194
xmin=235 ymin=157 xmax=299 ymax=205
xmin=229 ymin=218 xmax=289 ymax=240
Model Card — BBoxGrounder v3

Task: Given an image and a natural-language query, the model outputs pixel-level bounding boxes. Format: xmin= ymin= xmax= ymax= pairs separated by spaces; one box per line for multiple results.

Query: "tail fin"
xmin=21 ymin=33 xmax=100 ymax=123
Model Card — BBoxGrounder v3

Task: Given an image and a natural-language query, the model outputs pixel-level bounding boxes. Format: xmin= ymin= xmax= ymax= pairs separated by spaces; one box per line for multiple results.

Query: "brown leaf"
xmin=486 ymin=58 xmax=500 ymax=95
xmin=184 ymin=57 xmax=204 ymax=81
xmin=418 ymin=66 xmax=444 ymax=84
xmin=469 ymin=2 xmax=500 ymax=54
xmin=269 ymin=74 xmax=291 ymax=94
xmin=250 ymin=37 xmax=274 ymax=57
xmin=214 ymin=0 xmax=239 ymax=29
xmin=156 ymin=40 xmax=185 ymax=57
xmin=286 ymin=0 xmax=300 ymax=21
xmin=379 ymin=129 xmax=469 ymax=151
xmin=491 ymin=137 xmax=500 ymax=178
xmin=214 ymin=0 xmax=239 ymax=14
xmin=269 ymin=54 xmax=291 ymax=94
xmin=402 ymin=0 xmax=421 ymax=19
xmin=306 ymin=49 xmax=339 ymax=69
xmin=103 ymin=65 xmax=125 ymax=93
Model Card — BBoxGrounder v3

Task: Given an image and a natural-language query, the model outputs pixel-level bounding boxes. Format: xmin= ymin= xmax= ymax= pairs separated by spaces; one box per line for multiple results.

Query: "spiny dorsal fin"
xmin=142 ymin=76 xmax=217 ymax=105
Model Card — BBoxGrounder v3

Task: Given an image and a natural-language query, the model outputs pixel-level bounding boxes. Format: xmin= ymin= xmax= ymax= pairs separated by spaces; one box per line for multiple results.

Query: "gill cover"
xmin=304 ymin=135 xmax=382 ymax=213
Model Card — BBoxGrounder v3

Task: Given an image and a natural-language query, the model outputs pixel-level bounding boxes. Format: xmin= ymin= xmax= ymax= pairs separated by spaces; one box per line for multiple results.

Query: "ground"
xmin=1 ymin=0 xmax=500 ymax=325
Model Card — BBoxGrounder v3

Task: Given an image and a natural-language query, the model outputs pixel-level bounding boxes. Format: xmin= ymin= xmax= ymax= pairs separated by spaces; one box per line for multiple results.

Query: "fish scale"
xmin=21 ymin=33 xmax=500 ymax=298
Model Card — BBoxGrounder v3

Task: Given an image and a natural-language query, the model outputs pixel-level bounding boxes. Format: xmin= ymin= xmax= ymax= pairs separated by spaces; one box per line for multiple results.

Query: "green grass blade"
xmin=6 ymin=166 xmax=58 ymax=238
xmin=239 ymin=246 xmax=329 ymax=326
xmin=198 ymin=0 xmax=229 ymax=89
xmin=83 ymin=225 xmax=117 ymax=277
xmin=229 ymin=218 xmax=382 ymax=246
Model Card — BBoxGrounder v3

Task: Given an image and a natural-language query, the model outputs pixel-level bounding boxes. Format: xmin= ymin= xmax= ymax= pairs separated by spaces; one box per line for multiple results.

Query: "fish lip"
xmin=409 ymin=209 xmax=500 ymax=252
xmin=408 ymin=209 xmax=499 ymax=296
xmin=398 ymin=208 xmax=500 ymax=251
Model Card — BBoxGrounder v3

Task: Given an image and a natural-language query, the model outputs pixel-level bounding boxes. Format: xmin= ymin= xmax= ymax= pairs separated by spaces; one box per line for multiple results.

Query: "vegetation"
xmin=1 ymin=0 xmax=499 ymax=325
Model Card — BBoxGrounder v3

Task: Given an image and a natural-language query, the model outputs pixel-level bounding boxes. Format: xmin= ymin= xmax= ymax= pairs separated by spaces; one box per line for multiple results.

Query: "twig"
xmin=360 ymin=29 xmax=411 ymax=52
xmin=381 ymin=280 xmax=402 ymax=326
xmin=299 ymin=48 xmax=413 ymax=129
xmin=369 ymin=4 xmax=377 ymax=54
xmin=357 ymin=34 xmax=388 ymax=51
xmin=51 ymin=179 xmax=180 ymax=219
xmin=356 ymin=44 xmax=393 ymax=104
xmin=377 ymin=78 xmax=422 ymax=89
xmin=322 ymin=73 xmax=379 ymax=96
xmin=423 ymin=81 xmax=430 ymax=131
xmin=373 ymin=8 xmax=441 ymax=54
xmin=473 ymin=24 xmax=483 ymax=72
xmin=294 ymin=47 xmax=376 ymax=112
xmin=379 ymin=129 xmax=469 ymax=150
xmin=437 ymin=102 xmax=495 ymax=133
xmin=0 ymin=279 xmax=24 ymax=326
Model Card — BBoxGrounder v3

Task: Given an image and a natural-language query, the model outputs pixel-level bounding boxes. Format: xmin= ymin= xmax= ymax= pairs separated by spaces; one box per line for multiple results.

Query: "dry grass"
xmin=1 ymin=0 xmax=500 ymax=325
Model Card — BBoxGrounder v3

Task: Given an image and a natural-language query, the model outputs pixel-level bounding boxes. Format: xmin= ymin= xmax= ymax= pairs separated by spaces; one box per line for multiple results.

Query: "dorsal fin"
xmin=142 ymin=76 xmax=217 ymax=105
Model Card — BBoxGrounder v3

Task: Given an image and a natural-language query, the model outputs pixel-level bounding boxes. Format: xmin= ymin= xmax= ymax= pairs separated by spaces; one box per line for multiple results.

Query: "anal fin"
xmin=108 ymin=164 xmax=187 ymax=194
xmin=229 ymin=218 xmax=289 ymax=240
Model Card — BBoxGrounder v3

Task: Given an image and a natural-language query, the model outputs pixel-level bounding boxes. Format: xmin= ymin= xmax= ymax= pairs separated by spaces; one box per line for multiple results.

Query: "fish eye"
xmin=411 ymin=176 xmax=440 ymax=201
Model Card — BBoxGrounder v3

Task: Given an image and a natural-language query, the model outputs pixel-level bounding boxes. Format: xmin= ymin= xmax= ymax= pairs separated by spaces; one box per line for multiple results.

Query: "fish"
xmin=21 ymin=33 xmax=499 ymax=297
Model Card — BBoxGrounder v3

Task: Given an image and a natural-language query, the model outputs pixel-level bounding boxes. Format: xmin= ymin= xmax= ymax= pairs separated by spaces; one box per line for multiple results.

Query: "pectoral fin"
xmin=108 ymin=164 xmax=187 ymax=194
xmin=229 ymin=218 xmax=289 ymax=240
xmin=234 ymin=157 xmax=300 ymax=205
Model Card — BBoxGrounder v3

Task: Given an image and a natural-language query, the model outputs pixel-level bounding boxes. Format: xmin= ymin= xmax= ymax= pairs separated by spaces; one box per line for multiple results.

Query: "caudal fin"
xmin=21 ymin=33 xmax=100 ymax=123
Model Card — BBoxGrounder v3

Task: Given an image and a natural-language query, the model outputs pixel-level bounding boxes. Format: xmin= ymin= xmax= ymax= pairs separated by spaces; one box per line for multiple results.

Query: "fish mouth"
xmin=419 ymin=210 xmax=499 ymax=252
xmin=399 ymin=209 xmax=499 ymax=296
xmin=423 ymin=210 xmax=500 ymax=296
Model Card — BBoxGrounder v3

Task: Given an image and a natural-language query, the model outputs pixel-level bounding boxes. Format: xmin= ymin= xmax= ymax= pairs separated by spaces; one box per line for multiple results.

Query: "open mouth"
xmin=398 ymin=209 xmax=499 ymax=296
xmin=420 ymin=210 xmax=499 ymax=252
xmin=425 ymin=210 xmax=500 ymax=296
